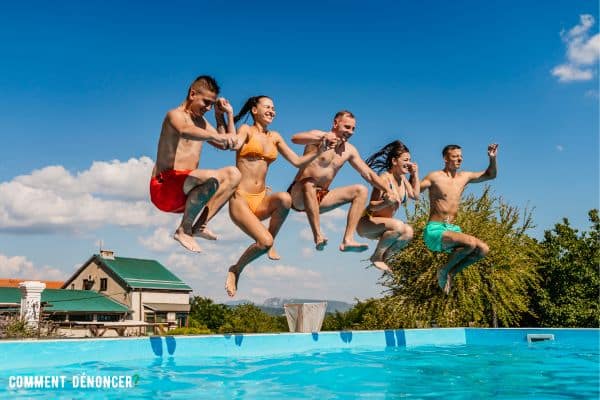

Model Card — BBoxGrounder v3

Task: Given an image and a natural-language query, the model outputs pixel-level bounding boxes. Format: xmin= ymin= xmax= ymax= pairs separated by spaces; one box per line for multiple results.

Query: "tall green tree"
xmin=534 ymin=209 xmax=600 ymax=327
xmin=382 ymin=187 xmax=542 ymax=327
xmin=189 ymin=296 xmax=230 ymax=331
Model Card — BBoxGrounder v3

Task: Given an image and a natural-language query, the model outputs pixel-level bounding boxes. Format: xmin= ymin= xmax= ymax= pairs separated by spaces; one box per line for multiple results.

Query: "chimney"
xmin=100 ymin=249 xmax=115 ymax=260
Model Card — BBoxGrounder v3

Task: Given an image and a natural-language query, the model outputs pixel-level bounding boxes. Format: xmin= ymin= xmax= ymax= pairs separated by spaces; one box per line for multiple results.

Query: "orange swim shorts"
xmin=149 ymin=169 xmax=192 ymax=213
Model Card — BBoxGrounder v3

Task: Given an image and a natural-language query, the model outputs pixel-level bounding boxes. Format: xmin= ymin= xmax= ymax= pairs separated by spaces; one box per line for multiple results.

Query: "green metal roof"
xmin=98 ymin=256 xmax=192 ymax=291
xmin=0 ymin=287 xmax=129 ymax=313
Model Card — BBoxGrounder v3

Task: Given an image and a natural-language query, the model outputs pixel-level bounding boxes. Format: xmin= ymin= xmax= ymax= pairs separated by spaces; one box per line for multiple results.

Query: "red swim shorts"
xmin=149 ymin=169 xmax=192 ymax=213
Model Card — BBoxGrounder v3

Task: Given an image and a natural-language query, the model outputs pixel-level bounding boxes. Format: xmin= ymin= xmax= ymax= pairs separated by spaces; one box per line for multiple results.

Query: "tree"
xmin=382 ymin=187 xmax=541 ymax=327
xmin=534 ymin=209 xmax=600 ymax=327
xmin=218 ymin=304 xmax=287 ymax=333
xmin=189 ymin=296 xmax=230 ymax=332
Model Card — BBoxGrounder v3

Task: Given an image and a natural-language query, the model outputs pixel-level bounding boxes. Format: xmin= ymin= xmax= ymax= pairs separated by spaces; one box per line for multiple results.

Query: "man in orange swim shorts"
xmin=150 ymin=75 xmax=241 ymax=252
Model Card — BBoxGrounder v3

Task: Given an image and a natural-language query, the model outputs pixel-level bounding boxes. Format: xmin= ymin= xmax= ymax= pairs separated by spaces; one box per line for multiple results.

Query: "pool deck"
xmin=1 ymin=328 xmax=598 ymax=371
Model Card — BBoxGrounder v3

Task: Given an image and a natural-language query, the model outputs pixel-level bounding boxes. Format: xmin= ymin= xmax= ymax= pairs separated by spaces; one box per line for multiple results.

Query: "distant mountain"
xmin=222 ymin=298 xmax=354 ymax=316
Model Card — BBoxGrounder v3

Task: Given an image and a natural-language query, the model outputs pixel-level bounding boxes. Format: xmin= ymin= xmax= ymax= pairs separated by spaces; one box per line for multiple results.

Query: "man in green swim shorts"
xmin=420 ymin=143 xmax=498 ymax=294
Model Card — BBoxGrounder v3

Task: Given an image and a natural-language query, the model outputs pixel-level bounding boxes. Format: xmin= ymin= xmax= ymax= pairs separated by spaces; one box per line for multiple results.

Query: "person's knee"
xmin=277 ymin=192 xmax=292 ymax=210
xmin=403 ymin=224 xmax=414 ymax=241
xmin=256 ymin=233 xmax=274 ymax=250
xmin=352 ymin=184 xmax=368 ymax=200
xmin=462 ymin=237 xmax=477 ymax=252
xmin=224 ymin=166 xmax=242 ymax=187
xmin=478 ymin=241 xmax=490 ymax=257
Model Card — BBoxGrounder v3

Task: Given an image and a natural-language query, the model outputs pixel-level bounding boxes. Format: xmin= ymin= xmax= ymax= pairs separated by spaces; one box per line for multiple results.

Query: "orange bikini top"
xmin=237 ymin=129 xmax=278 ymax=164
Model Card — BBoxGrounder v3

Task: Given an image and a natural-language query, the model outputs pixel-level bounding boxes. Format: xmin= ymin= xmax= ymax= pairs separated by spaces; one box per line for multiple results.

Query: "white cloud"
xmin=138 ymin=227 xmax=176 ymax=253
xmin=0 ymin=253 xmax=65 ymax=281
xmin=301 ymin=247 xmax=313 ymax=257
xmin=0 ymin=157 xmax=170 ymax=233
xmin=552 ymin=14 xmax=600 ymax=82
xmin=556 ymin=145 xmax=564 ymax=152
xmin=245 ymin=264 xmax=321 ymax=280
xmin=551 ymin=65 xmax=593 ymax=82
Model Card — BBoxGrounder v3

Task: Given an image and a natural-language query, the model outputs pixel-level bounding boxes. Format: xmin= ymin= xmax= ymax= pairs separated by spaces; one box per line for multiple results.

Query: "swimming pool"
xmin=0 ymin=328 xmax=597 ymax=399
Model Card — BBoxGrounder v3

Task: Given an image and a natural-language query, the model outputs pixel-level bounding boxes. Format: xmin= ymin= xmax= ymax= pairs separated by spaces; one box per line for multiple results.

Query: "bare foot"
xmin=369 ymin=253 xmax=392 ymax=273
xmin=225 ymin=267 xmax=239 ymax=297
xmin=315 ymin=237 xmax=328 ymax=251
xmin=267 ymin=247 xmax=281 ymax=260
xmin=193 ymin=226 xmax=217 ymax=241
xmin=173 ymin=228 xmax=202 ymax=253
xmin=437 ymin=268 xmax=452 ymax=294
xmin=339 ymin=241 xmax=369 ymax=253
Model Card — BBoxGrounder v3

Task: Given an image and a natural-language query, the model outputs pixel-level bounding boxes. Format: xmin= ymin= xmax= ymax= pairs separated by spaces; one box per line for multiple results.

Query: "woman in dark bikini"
xmin=357 ymin=140 xmax=420 ymax=272
xmin=225 ymin=96 xmax=325 ymax=297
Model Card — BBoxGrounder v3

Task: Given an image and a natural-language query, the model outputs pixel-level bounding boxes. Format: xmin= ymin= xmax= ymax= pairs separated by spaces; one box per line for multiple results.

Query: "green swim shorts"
xmin=423 ymin=221 xmax=462 ymax=253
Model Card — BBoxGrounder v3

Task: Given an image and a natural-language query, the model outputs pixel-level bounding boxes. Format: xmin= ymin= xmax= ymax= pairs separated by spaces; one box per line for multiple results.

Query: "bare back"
xmin=423 ymin=170 xmax=472 ymax=223
xmin=153 ymin=107 xmax=207 ymax=176
xmin=293 ymin=142 xmax=354 ymax=188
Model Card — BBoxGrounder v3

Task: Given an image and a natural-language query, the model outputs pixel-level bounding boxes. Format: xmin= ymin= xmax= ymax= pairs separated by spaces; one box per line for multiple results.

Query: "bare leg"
xmin=357 ymin=217 xmax=413 ymax=272
xmin=226 ymin=243 xmax=269 ymax=297
xmin=318 ymin=185 xmax=369 ymax=252
xmin=301 ymin=180 xmax=328 ymax=250
xmin=190 ymin=166 xmax=241 ymax=239
xmin=226 ymin=193 xmax=275 ymax=297
xmin=173 ymin=178 xmax=219 ymax=252
xmin=436 ymin=231 xmax=482 ymax=294
xmin=449 ymin=241 xmax=489 ymax=278
xmin=254 ymin=192 xmax=292 ymax=261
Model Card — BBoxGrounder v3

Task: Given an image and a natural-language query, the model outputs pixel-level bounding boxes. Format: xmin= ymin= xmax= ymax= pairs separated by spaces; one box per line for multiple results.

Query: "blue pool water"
xmin=0 ymin=329 xmax=598 ymax=399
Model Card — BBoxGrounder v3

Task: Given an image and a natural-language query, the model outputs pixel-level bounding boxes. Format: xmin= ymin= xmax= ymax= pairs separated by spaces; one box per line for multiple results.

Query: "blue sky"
xmin=0 ymin=1 xmax=598 ymax=304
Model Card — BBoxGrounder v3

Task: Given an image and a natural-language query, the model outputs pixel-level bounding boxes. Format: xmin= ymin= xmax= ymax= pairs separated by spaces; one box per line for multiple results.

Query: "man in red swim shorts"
xmin=150 ymin=75 xmax=241 ymax=252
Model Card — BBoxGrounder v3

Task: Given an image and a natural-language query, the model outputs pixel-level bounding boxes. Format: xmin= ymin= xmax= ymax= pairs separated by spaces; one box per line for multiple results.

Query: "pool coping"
xmin=1 ymin=328 xmax=597 ymax=370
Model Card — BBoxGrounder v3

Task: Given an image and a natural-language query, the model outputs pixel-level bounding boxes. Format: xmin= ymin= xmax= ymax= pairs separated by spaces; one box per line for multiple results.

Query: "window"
xmin=70 ymin=284 xmax=74 ymax=290
xmin=97 ymin=314 xmax=120 ymax=322
xmin=100 ymin=278 xmax=108 ymax=292
xmin=83 ymin=279 xmax=94 ymax=290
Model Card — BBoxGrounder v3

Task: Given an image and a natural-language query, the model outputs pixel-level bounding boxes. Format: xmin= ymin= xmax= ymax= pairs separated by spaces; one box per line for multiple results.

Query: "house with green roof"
xmin=0 ymin=287 xmax=129 ymax=318
xmin=62 ymin=250 xmax=192 ymax=327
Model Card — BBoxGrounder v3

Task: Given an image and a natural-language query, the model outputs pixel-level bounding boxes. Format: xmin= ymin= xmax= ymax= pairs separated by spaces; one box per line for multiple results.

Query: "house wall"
xmin=141 ymin=291 xmax=190 ymax=323
xmin=67 ymin=260 xmax=130 ymax=307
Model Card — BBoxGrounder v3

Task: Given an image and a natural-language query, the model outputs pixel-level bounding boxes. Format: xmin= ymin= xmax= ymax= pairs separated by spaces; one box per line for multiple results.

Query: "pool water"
xmin=2 ymin=342 xmax=598 ymax=399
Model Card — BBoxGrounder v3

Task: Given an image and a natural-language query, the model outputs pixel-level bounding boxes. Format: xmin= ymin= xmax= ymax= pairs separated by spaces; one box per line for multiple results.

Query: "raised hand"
xmin=215 ymin=98 xmax=234 ymax=115
xmin=488 ymin=143 xmax=499 ymax=158
xmin=323 ymin=131 xmax=338 ymax=150
xmin=407 ymin=161 xmax=419 ymax=175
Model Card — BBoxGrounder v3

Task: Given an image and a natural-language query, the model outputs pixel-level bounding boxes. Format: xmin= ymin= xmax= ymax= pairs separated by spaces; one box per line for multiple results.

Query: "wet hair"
xmin=234 ymin=95 xmax=271 ymax=124
xmin=442 ymin=144 xmax=462 ymax=157
xmin=188 ymin=75 xmax=220 ymax=97
xmin=333 ymin=110 xmax=355 ymax=121
xmin=365 ymin=140 xmax=410 ymax=173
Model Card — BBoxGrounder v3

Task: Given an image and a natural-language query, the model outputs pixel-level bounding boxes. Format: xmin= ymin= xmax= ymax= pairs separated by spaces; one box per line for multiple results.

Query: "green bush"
xmin=3 ymin=318 xmax=36 ymax=338
xmin=168 ymin=326 xmax=211 ymax=335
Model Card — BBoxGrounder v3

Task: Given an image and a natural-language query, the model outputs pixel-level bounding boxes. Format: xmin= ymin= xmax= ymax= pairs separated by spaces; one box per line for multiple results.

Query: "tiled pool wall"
xmin=1 ymin=328 xmax=597 ymax=371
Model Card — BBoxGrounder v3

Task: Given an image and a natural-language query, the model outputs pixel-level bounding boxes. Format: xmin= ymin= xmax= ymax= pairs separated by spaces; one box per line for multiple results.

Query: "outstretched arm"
xmin=274 ymin=132 xmax=325 ymax=167
xmin=291 ymin=129 xmax=338 ymax=146
xmin=467 ymin=143 xmax=498 ymax=183
xmin=347 ymin=146 xmax=398 ymax=203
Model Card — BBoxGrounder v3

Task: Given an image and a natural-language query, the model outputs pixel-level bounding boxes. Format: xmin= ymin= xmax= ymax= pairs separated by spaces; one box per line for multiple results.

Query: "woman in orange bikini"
xmin=357 ymin=140 xmax=420 ymax=272
xmin=225 ymin=96 xmax=326 ymax=297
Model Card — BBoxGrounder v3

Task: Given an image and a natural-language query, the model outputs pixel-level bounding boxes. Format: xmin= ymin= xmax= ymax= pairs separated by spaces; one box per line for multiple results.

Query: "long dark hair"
xmin=234 ymin=95 xmax=270 ymax=124
xmin=365 ymin=140 xmax=410 ymax=173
